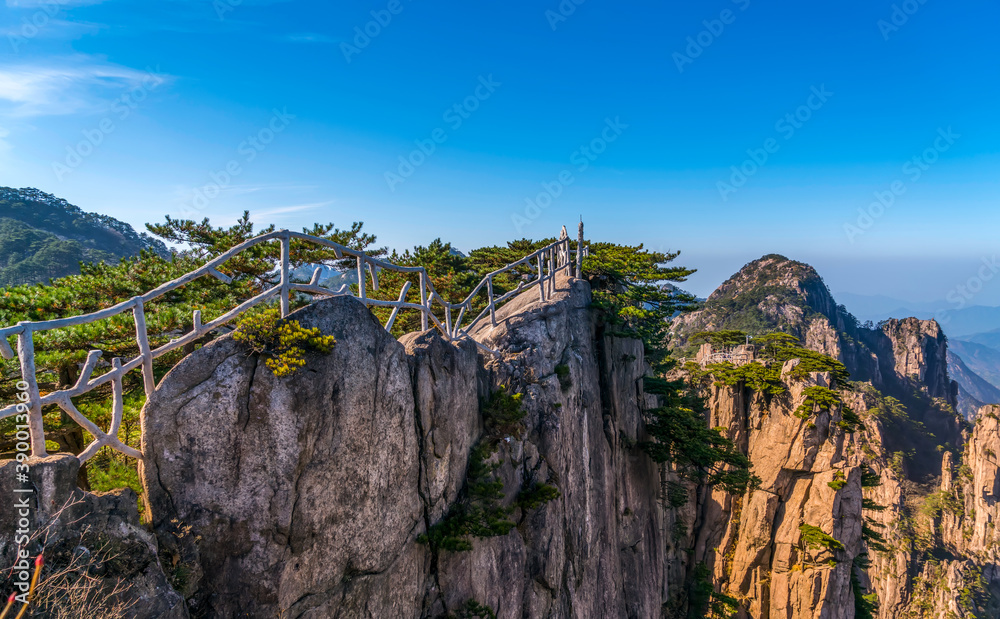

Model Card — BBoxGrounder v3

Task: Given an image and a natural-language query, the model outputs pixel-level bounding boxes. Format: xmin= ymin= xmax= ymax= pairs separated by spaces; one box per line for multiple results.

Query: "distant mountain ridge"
xmin=949 ymin=339 xmax=1000 ymax=389
xmin=0 ymin=187 xmax=168 ymax=287
xmin=966 ymin=328 xmax=1000 ymax=351
xmin=948 ymin=350 xmax=1000 ymax=417
xmin=836 ymin=290 xmax=1000 ymax=339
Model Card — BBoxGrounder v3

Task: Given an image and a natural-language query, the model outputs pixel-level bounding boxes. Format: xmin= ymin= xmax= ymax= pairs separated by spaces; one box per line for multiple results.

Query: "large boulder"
xmin=142 ymin=297 xmax=427 ymax=618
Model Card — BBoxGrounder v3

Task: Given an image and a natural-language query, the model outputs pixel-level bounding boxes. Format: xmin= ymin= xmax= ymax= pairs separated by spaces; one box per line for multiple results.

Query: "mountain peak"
xmin=711 ymin=253 xmax=825 ymax=300
xmin=679 ymin=254 xmax=836 ymax=339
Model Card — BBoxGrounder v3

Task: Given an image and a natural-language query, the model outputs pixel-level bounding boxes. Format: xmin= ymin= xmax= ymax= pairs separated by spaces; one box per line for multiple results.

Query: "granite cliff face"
xmin=670 ymin=254 xmax=998 ymax=618
xmin=692 ymin=363 xmax=868 ymax=618
xmin=690 ymin=361 xmax=1000 ymax=618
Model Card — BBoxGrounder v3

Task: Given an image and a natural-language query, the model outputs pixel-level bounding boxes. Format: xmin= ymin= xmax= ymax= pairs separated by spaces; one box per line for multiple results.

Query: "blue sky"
xmin=1 ymin=0 xmax=998 ymax=308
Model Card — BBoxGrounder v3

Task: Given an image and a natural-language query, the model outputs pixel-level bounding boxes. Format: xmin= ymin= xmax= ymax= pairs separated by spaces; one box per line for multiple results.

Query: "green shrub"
xmin=554 ymin=364 xmax=572 ymax=391
xmin=418 ymin=442 xmax=516 ymax=552
xmin=795 ymin=386 xmax=842 ymax=420
xmin=861 ymin=521 xmax=889 ymax=553
xmin=481 ymin=388 xmax=526 ymax=441
xmin=233 ymin=306 xmax=335 ymax=377
xmin=778 ymin=347 xmax=850 ymax=386
xmin=920 ymin=490 xmax=963 ymax=520
xmin=889 ymin=451 xmax=909 ymax=478
xmin=837 ymin=405 xmax=863 ymax=432
xmin=852 ymin=554 xmax=879 ymax=619
xmin=665 ymin=480 xmax=689 ymax=508
xmin=691 ymin=330 xmax=748 ymax=348
xmin=860 ymin=466 xmax=881 ymax=488
xmin=449 ymin=599 xmax=497 ymax=619
xmin=640 ymin=377 xmax=759 ymax=496
xmin=516 ymin=482 xmax=561 ymax=510
xmin=87 ymin=455 xmax=144 ymax=513
xmin=688 ymin=561 xmax=739 ymax=618
xmin=828 ymin=471 xmax=847 ymax=491
xmin=419 ymin=388 xmax=530 ymax=553
xmin=706 ymin=361 xmax=785 ymax=396
xmin=799 ymin=524 xmax=845 ymax=553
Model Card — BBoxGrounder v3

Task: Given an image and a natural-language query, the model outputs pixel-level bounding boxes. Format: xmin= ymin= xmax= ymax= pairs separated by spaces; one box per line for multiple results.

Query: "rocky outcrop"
xmin=877 ymin=318 xmax=954 ymax=406
xmin=449 ymin=276 xmax=671 ymax=618
xmin=400 ymin=330 xmax=481 ymax=526
xmin=943 ymin=407 xmax=1000 ymax=560
xmin=142 ymin=274 xmax=674 ymax=618
xmin=897 ymin=405 xmax=1000 ymax=618
xmin=0 ymin=455 xmax=186 ymax=618
xmin=690 ymin=363 xmax=870 ymax=618
xmin=142 ymin=296 xmax=430 ymax=618
xmin=687 ymin=366 xmax=1000 ymax=618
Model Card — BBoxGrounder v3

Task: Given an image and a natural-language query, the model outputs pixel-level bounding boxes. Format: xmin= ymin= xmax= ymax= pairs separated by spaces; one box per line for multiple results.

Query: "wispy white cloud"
xmin=251 ymin=201 xmax=335 ymax=220
xmin=0 ymin=18 xmax=104 ymax=39
xmin=5 ymin=0 xmax=106 ymax=7
xmin=0 ymin=56 xmax=170 ymax=118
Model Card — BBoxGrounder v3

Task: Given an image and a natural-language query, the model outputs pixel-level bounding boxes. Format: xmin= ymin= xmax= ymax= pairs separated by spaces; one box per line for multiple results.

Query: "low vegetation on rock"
xmin=232 ymin=306 xmax=335 ymax=377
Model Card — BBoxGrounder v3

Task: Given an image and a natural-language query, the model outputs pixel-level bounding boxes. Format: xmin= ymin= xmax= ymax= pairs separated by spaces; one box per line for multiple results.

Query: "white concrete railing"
xmin=0 ymin=222 xmax=587 ymax=461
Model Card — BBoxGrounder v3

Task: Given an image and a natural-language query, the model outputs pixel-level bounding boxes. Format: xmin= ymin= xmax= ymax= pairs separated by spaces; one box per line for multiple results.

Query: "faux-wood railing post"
xmin=16 ymin=326 xmax=46 ymax=457
xmin=487 ymin=276 xmax=497 ymax=327
xmin=576 ymin=221 xmax=584 ymax=277
xmin=279 ymin=232 xmax=291 ymax=317
xmin=356 ymin=256 xmax=366 ymax=300
xmin=419 ymin=271 xmax=429 ymax=331
xmin=133 ymin=298 xmax=155 ymax=396
xmin=549 ymin=248 xmax=557 ymax=297
xmin=537 ymin=254 xmax=545 ymax=301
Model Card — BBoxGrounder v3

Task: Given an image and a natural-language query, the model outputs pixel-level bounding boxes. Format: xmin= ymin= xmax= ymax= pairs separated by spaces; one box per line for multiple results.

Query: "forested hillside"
xmin=0 ymin=187 xmax=169 ymax=287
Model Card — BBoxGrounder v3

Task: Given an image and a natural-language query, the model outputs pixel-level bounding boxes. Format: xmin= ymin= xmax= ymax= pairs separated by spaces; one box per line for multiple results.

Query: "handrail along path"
xmin=0 ymin=222 xmax=588 ymax=462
